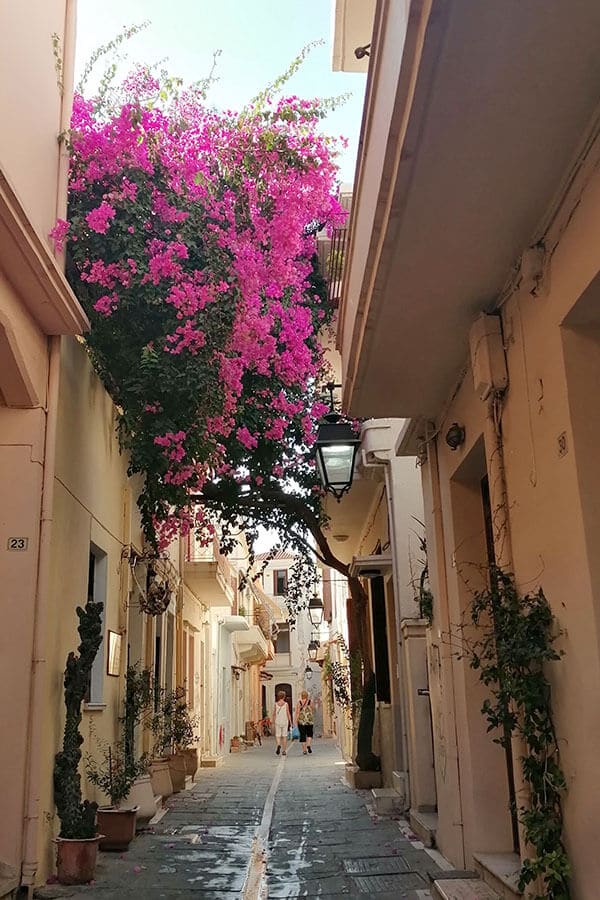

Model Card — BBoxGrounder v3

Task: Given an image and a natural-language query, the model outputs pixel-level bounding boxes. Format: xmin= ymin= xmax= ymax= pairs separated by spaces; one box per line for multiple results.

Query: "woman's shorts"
xmin=298 ymin=723 xmax=313 ymax=741
xmin=275 ymin=724 xmax=288 ymax=739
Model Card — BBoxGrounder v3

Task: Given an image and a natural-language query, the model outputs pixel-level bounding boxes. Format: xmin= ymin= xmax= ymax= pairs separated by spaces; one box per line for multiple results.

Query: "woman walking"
xmin=273 ymin=691 xmax=292 ymax=756
xmin=295 ymin=690 xmax=314 ymax=755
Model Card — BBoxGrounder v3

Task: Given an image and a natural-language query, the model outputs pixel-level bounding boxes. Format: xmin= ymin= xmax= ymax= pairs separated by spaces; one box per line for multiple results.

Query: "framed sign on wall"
xmin=107 ymin=630 xmax=122 ymax=677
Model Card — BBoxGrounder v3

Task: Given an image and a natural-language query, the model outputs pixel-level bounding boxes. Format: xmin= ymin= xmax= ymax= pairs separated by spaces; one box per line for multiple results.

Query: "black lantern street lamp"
xmin=304 ymin=664 xmax=313 ymax=680
xmin=308 ymin=639 xmax=319 ymax=662
xmin=314 ymin=383 xmax=361 ymax=501
xmin=308 ymin=593 xmax=324 ymax=628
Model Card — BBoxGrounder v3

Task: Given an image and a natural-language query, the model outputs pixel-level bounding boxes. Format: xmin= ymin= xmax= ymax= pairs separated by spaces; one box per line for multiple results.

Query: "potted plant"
xmin=230 ymin=735 xmax=241 ymax=753
xmin=151 ymin=686 xmax=199 ymax=790
xmin=53 ymin=602 xmax=103 ymax=885
xmin=85 ymin=740 xmax=147 ymax=850
xmin=121 ymin=665 xmax=161 ymax=827
xmin=172 ymin=693 xmax=200 ymax=778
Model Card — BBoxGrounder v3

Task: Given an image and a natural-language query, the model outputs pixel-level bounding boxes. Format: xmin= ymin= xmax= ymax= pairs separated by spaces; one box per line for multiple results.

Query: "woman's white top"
xmin=275 ymin=701 xmax=289 ymax=726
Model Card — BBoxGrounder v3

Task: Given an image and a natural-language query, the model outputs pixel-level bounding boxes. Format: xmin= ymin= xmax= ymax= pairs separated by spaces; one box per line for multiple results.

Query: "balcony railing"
xmin=184 ymin=535 xmax=235 ymax=606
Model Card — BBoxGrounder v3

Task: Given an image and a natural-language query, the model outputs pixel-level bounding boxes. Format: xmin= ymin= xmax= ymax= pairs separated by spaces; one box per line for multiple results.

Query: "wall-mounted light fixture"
xmin=314 ymin=383 xmax=361 ymax=501
xmin=304 ymin=664 xmax=313 ymax=680
xmin=308 ymin=594 xmax=324 ymax=627
xmin=354 ymin=43 xmax=371 ymax=59
xmin=445 ymin=422 xmax=466 ymax=451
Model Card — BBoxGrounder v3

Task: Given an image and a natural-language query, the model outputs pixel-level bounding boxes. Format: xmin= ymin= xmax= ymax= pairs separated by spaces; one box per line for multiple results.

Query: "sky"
xmin=74 ymin=0 xmax=367 ymax=183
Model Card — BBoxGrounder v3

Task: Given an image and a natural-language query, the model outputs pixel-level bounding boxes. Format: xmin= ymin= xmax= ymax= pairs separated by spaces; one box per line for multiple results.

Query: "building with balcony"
xmin=333 ymin=0 xmax=600 ymax=895
xmin=0 ymin=4 xmax=218 ymax=889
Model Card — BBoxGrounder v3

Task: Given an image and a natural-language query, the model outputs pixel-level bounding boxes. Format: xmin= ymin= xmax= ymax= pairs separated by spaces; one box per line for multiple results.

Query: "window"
xmin=273 ymin=569 xmax=288 ymax=595
xmin=87 ymin=545 xmax=107 ymax=706
xmin=274 ymin=623 xmax=290 ymax=654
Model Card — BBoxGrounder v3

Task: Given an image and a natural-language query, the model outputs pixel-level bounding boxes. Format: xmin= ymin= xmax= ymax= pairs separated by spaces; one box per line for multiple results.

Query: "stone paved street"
xmin=38 ymin=739 xmax=441 ymax=899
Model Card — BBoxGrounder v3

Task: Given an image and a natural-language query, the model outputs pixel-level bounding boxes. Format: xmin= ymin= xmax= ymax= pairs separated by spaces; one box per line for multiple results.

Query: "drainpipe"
xmin=483 ymin=393 xmax=513 ymax=570
xmin=381 ymin=464 xmax=411 ymax=795
xmin=176 ymin=537 xmax=185 ymax=688
xmin=21 ymin=335 xmax=61 ymax=894
xmin=360 ymin=421 xmax=410 ymax=794
xmin=427 ymin=433 xmax=465 ymax=866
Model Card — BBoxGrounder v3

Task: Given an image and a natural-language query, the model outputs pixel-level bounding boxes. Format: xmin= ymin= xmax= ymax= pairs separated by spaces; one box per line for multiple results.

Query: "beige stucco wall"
xmin=33 ymin=337 xmax=145 ymax=880
xmin=422 ymin=164 xmax=600 ymax=895
xmin=0 ymin=0 xmax=77 ymax=878
xmin=0 ymin=0 xmax=74 ymax=239
xmin=0 ymin=412 xmax=45 ymax=872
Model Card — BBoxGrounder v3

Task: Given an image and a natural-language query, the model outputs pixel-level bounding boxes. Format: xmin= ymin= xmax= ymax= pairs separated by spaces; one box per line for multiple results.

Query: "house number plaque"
xmin=7 ymin=537 xmax=29 ymax=551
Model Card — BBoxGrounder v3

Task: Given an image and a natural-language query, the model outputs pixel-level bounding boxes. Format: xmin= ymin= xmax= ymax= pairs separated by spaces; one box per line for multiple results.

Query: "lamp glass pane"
xmin=308 ymin=607 xmax=323 ymax=627
xmin=320 ymin=444 xmax=354 ymax=485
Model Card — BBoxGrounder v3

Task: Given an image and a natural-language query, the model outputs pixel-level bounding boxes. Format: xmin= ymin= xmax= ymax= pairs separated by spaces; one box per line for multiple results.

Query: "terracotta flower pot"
xmin=183 ymin=747 xmax=199 ymax=778
xmin=55 ymin=835 xmax=102 ymax=885
xmin=97 ymin=807 xmax=139 ymax=851
xmin=167 ymin=752 xmax=186 ymax=792
xmin=150 ymin=758 xmax=173 ymax=799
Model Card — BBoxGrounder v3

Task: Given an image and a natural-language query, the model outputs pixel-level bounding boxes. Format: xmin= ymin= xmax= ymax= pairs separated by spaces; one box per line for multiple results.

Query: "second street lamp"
xmin=308 ymin=640 xmax=319 ymax=662
xmin=308 ymin=594 xmax=324 ymax=628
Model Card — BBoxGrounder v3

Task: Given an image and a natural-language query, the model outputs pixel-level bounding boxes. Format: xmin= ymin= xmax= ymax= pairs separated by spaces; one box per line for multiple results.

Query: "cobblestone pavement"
xmin=38 ymin=738 xmax=441 ymax=899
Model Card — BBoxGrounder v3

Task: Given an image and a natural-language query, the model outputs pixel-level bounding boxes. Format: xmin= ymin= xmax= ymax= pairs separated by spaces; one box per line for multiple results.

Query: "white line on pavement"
xmin=241 ymin=752 xmax=286 ymax=900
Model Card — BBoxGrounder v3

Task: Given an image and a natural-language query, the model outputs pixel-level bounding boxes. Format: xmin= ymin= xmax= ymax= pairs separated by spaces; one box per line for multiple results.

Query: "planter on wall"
xmin=150 ymin=758 xmax=173 ymax=799
xmin=97 ymin=807 xmax=139 ymax=851
xmin=55 ymin=836 xmax=102 ymax=885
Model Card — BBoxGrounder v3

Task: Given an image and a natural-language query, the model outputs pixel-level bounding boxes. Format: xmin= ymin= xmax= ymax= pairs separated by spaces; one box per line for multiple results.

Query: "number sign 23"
xmin=7 ymin=537 xmax=29 ymax=551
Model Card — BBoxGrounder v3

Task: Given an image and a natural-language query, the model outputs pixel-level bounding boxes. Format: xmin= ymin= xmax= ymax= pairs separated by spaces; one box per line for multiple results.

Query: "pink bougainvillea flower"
xmin=58 ymin=66 xmax=347 ymax=550
xmin=85 ymin=201 xmax=116 ymax=234
xmin=49 ymin=218 xmax=70 ymax=253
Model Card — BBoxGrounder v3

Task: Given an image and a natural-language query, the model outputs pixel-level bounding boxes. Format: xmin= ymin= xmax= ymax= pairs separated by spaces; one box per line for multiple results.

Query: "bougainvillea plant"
xmin=54 ymin=43 xmax=379 ymax=770
xmin=55 ymin=60 xmax=343 ymax=549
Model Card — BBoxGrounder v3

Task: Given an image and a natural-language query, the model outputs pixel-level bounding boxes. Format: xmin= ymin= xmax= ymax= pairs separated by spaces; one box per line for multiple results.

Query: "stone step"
xmin=200 ymin=754 xmax=224 ymax=768
xmin=433 ymin=877 xmax=501 ymax=900
xmin=472 ymin=853 xmax=521 ymax=898
xmin=371 ymin=787 xmax=404 ymax=814
xmin=409 ymin=808 xmax=438 ymax=847
xmin=345 ymin=763 xmax=382 ymax=789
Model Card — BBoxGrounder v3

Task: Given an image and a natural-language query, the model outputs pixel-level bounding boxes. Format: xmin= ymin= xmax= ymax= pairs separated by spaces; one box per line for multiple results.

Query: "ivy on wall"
xmin=467 ymin=568 xmax=570 ymax=899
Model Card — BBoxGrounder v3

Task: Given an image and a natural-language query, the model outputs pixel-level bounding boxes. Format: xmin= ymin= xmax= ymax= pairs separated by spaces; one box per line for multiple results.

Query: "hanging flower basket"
xmin=139 ymin=580 xmax=171 ymax=616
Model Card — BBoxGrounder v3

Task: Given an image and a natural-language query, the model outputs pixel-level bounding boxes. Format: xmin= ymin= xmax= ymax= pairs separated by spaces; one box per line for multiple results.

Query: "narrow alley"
xmin=38 ymin=740 xmax=442 ymax=899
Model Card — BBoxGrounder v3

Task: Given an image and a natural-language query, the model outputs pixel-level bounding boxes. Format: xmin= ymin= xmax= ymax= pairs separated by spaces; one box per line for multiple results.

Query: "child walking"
xmin=273 ymin=691 xmax=292 ymax=756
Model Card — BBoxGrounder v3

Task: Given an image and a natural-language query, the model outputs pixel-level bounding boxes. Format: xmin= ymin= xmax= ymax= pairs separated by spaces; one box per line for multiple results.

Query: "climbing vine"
xmin=467 ymin=568 xmax=570 ymax=899
xmin=410 ymin=523 xmax=433 ymax=625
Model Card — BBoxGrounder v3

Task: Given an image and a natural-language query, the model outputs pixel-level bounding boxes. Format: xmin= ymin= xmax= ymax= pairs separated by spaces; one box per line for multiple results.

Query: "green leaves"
xmin=467 ymin=569 xmax=571 ymax=898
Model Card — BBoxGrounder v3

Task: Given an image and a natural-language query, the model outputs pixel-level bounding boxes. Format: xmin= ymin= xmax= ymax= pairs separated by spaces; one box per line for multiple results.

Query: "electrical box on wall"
xmin=469 ymin=313 xmax=508 ymax=401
